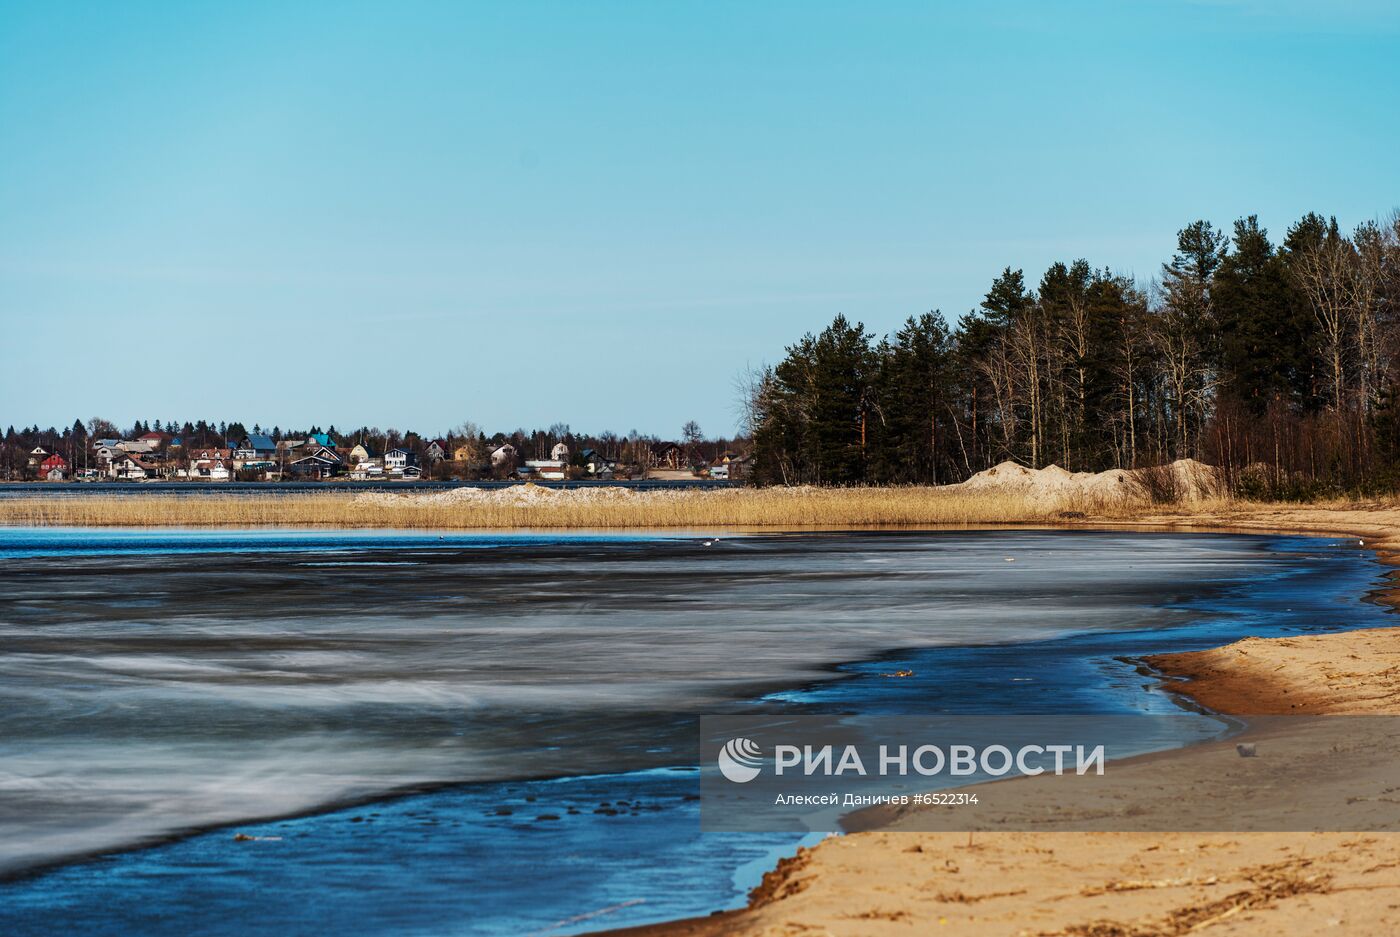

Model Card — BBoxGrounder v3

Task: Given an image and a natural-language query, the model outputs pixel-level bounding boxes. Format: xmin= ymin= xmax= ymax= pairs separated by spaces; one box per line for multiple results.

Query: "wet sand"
xmin=615 ymin=633 xmax=1400 ymax=936
xmin=609 ymin=505 xmax=1400 ymax=936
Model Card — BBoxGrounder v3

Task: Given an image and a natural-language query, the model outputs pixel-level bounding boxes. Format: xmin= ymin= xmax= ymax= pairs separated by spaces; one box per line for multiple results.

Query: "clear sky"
xmin=3 ymin=1 xmax=1398 ymax=438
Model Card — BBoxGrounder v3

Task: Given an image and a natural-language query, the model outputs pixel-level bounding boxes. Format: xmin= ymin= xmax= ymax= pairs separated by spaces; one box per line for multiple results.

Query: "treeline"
xmin=748 ymin=211 xmax=1400 ymax=496
xmin=0 ymin=418 xmax=738 ymax=479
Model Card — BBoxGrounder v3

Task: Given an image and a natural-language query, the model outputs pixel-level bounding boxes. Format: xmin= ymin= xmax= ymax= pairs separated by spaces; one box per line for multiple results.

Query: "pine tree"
xmin=1213 ymin=216 xmax=1314 ymax=413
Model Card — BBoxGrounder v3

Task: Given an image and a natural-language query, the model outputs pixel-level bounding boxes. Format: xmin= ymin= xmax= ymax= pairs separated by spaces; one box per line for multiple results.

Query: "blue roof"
xmin=244 ymin=434 xmax=275 ymax=450
xmin=309 ymin=433 xmax=333 ymax=446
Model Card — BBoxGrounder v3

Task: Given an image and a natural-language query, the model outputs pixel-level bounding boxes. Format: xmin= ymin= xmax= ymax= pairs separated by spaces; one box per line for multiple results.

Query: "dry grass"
xmin=3 ymin=486 xmax=1384 ymax=531
xmin=0 ymin=485 xmax=1170 ymax=530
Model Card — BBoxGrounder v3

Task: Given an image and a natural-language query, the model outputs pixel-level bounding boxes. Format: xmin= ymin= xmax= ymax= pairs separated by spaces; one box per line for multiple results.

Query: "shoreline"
xmin=5 ymin=508 xmax=1399 ymax=934
xmin=603 ymin=505 xmax=1400 ymax=936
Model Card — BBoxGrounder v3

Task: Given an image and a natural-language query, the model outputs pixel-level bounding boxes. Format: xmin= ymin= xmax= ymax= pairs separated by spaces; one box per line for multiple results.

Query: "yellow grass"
xmin=0 ymin=486 xmax=1149 ymax=530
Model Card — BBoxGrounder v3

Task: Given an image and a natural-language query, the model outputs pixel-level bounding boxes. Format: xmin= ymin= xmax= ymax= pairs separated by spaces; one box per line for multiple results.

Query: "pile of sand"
xmin=950 ymin=458 xmax=1223 ymax=509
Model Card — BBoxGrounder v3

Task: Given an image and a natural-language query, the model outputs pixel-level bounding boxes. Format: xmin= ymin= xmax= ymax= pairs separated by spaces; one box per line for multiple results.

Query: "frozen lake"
xmin=0 ymin=527 xmax=1390 ymax=933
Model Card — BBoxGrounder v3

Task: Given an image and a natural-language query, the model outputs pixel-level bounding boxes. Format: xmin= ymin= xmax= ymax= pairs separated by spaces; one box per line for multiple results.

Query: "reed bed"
xmin=0 ymin=486 xmax=1152 ymax=530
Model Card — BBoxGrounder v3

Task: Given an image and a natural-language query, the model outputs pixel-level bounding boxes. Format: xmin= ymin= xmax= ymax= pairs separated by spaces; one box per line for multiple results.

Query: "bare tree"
xmin=1352 ymin=217 xmax=1397 ymax=414
xmin=1290 ymin=224 xmax=1358 ymax=414
xmin=1148 ymin=280 xmax=1214 ymax=459
xmin=732 ymin=363 xmax=767 ymax=438
xmin=976 ymin=336 xmax=1020 ymax=464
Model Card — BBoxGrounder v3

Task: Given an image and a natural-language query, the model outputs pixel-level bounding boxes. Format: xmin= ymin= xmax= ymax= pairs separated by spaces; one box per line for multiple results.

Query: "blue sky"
xmin=3 ymin=1 xmax=1398 ymax=438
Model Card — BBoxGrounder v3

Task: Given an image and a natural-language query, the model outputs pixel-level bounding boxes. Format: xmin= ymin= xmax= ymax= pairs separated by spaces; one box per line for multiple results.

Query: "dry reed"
xmin=0 ymin=486 xmax=1164 ymax=530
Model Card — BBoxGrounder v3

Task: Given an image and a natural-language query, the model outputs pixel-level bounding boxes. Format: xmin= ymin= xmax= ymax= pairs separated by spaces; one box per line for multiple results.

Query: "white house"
xmin=385 ymin=448 xmax=416 ymax=473
xmin=524 ymin=459 xmax=567 ymax=480
xmin=186 ymin=448 xmax=233 ymax=481
xmin=550 ymin=442 xmax=570 ymax=462
xmin=107 ymin=451 xmax=155 ymax=480
xmin=490 ymin=444 xmax=518 ymax=466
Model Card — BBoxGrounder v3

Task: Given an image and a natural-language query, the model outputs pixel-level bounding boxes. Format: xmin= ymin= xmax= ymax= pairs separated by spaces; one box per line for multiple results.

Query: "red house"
xmin=40 ymin=454 xmax=69 ymax=480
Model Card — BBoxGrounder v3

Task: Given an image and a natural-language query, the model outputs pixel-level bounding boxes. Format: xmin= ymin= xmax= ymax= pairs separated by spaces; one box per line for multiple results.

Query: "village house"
xmin=185 ymin=448 xmax=233 ymax=481
xmin=40 ymin=454 xmax=69 ymax=481
xmin=650 ymin=443 xmax=684 ymax=470
xmin=288 ymin=446 xmax=343 ymax=479
xmin=385 ymin=448 xmax=417 ymax=473
xmin=111 ymin=433 xmax=165 ymax=456
xmin=347 ymin=443 xmax=373 ymax=464
xmin=305 ymin=432 xmax=335 ymax=449
xmin=452 ymin=443 xmax=477 ymax=463
xmin=399 ymin=465 xmax=423 ymax=480
xmin=490 ymin=444 xmax=518 ymax=468
xmin=579 ymin=448 xmax=616 ymax=479
xmin=233 ymin=434 xmax=277 ymax=475
xmin=235 ymin=434 xmax=277 ymax=461
xmin=27 ymin=447 xmax=48 ymax=467
xmin=107 ymin=451 xmax=157 ymax=480
xmin=524 ymin=460 xmax=567 ymax=480
xmin=551 ymin=441 xmax=570 ymax=461
xmin=349 ymin=458 xmax=385 ymax=480
xmin=710 ymin=452 xmax=751 ymax=482
xmin=424 ymin=440 xmax=448 ymax=462
xmin=93 ymin=442 xmax=123 ymax=466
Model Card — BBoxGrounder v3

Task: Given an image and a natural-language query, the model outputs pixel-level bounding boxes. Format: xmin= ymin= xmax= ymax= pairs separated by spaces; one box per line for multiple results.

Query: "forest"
xmin=747 ymin=211 xmax=1400 ymax=497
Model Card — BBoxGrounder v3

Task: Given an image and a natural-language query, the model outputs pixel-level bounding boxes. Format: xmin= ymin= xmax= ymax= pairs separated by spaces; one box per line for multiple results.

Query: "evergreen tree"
xmin=1213 ymin=216 xmax=1313 ymax=412
xmin=871 ymin=313 xmax=956 ymax=483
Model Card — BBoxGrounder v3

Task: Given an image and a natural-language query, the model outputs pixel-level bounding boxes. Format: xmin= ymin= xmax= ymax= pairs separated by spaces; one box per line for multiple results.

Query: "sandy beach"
xmin=610 ymin=504 xmax=1400 ymax=936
